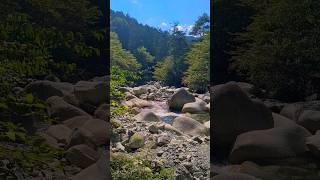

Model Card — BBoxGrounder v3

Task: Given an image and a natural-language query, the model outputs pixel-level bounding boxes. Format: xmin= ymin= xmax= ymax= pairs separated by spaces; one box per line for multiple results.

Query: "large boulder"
xmin=306 ymin=133 xmax=320 ymax=158
xmin=172 ymin=116 xmax=208 ymax=136
xmin=204 ymin=121 xmax=210 ymax=129
xmin=132 ymin=86 xmax=148 ymax=96
xmin=123 ymin=97 xmax=152 ymax=108
xmin=46 ymin=96 xmax=90 ymax=121
xmin=68 ymin=127 xmax=97 ymax=149
xmin=66 ymin=144 xmax=99 ymax=168
xmin=133 ymin=110 xmax=161 ymax=122
xmin=280 ymin=103 xmax=303 ymax=121
xmin=182 ymin=98 xmax=208 ymax=114
xmin=63 ymin=116 xmax=92 ymax=130
xmin=297 ymin=110 xmax=320 ymax=134
xmin=212 ymin=82 xmax=273 ymax=149
xmin=74 ymin=81 xmax=107 ymax=106
xmin=72 ymin=151 xmax=107 ymax=180
xmin=46 ymin=124 xmax=72 ymax=145
xmin=229 ymin=125 xmax=311 ymax=164
xmin=81 ymin=119 xmax=109 ymax=146
xmin=168 ymin=88 xmax=195 ymax=111
xmin=94 ymin=103 xmax=109 ymax=121
xmin=25 ymin=81 xmax=74 ymax=100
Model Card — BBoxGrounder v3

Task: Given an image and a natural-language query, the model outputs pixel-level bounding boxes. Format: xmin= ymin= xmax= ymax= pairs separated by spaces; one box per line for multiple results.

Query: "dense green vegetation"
xmin=230 ymin=0 xmax=320 ymax=101
xmin=111 ymin=154 xmax=175 ymax=180
xmin=111 ymin=11 xmax=210 ymax=92
xmin=213 ymin=0 xmax=320 ymax=101
xmin=0 ymin=0 xmax=105 ymax=176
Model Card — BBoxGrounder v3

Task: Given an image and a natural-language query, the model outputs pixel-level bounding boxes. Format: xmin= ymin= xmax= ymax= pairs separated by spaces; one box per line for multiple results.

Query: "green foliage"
xmin=110 ymin=10 xmax=171 ymax=60
xmin=110 ymin=32 xmax=140 ymax=117
xmin=136 ymin=46 xmax=155 ymax=83
xmin=111 ymin=154 xmax=175 ymax=180
xmin=111 ymin=32 xmax=141 ymax=72
xmin=190 ymin=13 xmax=210 ymax=37
xmin=153 ymin=23 xmax=189 ymax=86
xmin=183 ymin=34 xmax=210 ymax=92
xmin=233 ymin=0 xmax=320 ymax=101
xmin=153 ymin=56 xmax=174 ymax=84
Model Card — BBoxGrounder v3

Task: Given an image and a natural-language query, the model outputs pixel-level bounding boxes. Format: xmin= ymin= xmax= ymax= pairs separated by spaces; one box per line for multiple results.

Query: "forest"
xmin=0 ymin=0 xmax=108 ymax=179
xmin=213 ymin=0 xmax=320 ymax=102
xmin=110 ymin=9 xmax=210 ymax=92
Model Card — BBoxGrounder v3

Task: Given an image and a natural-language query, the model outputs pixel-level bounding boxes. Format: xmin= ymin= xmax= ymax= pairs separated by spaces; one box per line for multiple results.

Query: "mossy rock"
xmin=127 ymin=133 xmax=145 ymax=149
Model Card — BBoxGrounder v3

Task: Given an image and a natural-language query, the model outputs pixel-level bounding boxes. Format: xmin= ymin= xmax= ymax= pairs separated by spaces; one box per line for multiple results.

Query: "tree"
xmin=233 ymin=0 xmax=320 ymax=101
xmin=183 ymin=34 xmax=210 ymax=92
xmin=190 ymin=13 xmax=210 ymax=37
xmin=153 ymin=56 xmax=174 ymax=84
xmin=135 ymin=46 xmax=155 ymax=83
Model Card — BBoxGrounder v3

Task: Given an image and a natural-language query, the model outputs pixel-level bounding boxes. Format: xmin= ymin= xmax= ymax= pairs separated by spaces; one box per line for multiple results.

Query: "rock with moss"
xmin=127 ymin=133 xmax=145 ymax=149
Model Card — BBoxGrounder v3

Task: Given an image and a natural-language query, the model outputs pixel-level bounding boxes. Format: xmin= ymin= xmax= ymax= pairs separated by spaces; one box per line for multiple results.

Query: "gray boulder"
xmin=230 ymin=125 xmax=310 ymax=163
xmin=74 ymin=81 xmax=107 ymax=106
xmin=46 ymin=96 xmax=90 ymax=121
xmin=46 ymin=124 xmax=72 ymax=145
xmin=72 ymin=151 xmax=107 ymax=180
xmin=134 ymin=110 xmax=161 ymax=122
xmin=81 ymin=119 xmax=109 ymax=146
xmin=25 ymin=80 xmax=74 ymax=100
xmin=94 ymin=103 xmax=109 ymax=121
xmin=66 ymin=144 xmax=99 ymax=168
xmin=280 ymin=103 xmax=303 ymax=121
xmin=212 ymin=82 xmax=273 ymax=149
xmin=182 ymin=98 xmax=208 ymax=114
xmin=168 ymin=88 xmax=195 ymax=111
xmin=63 ymin=116 xmax=92 ymax=130
xmin=297 ymin=110 xmax=320 ymax=134
xmin=172 ymin=116 xmax=208 ymax=136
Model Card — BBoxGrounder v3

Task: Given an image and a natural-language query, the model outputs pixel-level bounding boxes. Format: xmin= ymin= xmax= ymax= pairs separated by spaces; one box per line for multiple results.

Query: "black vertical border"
xmin=210 ymin=0 xmax=214 ymax=178
xmin=105 ymin=0 xmax=111 ymax=178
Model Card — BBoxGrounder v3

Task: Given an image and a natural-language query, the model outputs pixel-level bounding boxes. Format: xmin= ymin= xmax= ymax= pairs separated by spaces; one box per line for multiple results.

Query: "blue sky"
xmin=110 ymin=0 xmax=210 ymax=34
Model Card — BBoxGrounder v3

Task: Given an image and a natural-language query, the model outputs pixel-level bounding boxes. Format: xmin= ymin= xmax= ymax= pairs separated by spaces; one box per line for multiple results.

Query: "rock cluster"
xmin=112 ymin=81 xmax=210 ymax=179
xmin=25 ymin=76 xmax=109 ymax=179
xmin=212 ymin=82 xmax=320 ymax=179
